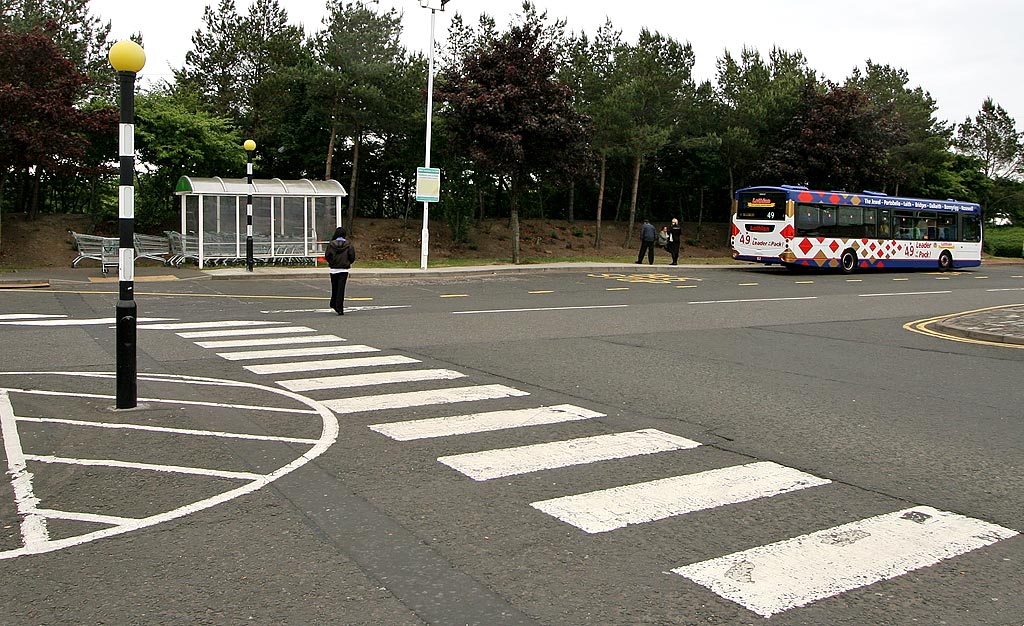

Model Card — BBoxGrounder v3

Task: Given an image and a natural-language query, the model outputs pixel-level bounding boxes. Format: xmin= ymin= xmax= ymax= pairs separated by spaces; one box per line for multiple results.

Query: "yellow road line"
xmin=529 ymin=290 xmax=555 ymax=294
xmin=904 ymin=304 xmax=1024 ymax=349
xmin=606 ymin=287 xmax=630 ymax=291
xmin=440 ymin=294 xmax=469 ymax=298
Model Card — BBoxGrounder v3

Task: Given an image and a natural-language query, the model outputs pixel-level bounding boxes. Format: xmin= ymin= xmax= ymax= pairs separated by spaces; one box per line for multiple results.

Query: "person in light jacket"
xmin=324 ymin=226 xmax=356 ymax=315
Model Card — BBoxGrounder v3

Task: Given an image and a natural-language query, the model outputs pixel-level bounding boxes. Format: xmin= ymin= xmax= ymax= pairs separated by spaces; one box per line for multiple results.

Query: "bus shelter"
xmin=173 ymin=176 xmax=346 ymax=268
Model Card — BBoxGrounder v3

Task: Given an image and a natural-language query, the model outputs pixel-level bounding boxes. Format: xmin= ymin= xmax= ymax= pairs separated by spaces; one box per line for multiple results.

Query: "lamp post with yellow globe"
xmin=244 ymin=140 xmax=255 ymax=271
xmin=108 ymin=40 xmax=145 ymax=409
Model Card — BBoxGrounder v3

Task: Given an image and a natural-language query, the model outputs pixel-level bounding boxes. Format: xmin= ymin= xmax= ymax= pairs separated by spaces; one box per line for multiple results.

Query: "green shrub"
xmin=983 ymin=226 xmax=1024 ymax=257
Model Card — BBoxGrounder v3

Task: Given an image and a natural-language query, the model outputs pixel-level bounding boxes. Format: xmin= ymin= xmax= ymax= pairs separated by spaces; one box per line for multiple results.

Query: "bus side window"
xmin=960 ymin=215 xmax=981 ymax=242
xmin=937 ymin=215 xmax=957 ymax=241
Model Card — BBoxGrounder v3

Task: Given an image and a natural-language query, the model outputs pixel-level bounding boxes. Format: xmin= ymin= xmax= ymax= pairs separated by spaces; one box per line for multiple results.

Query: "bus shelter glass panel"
xmin=185 ymin=195 xmax=200 ymax=236
xmin=202 ymin=195 xmax=239 ymax=258
xmin=313 ymin=197 xmax=339 ymax=249
xmin=276 ymin=196 xmax=306 ymax=256
xmin=252 ymin=196 xmax=273 ymax=256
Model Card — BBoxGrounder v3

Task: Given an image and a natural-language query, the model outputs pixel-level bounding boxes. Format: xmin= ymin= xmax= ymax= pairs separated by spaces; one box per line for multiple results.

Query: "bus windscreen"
xmin=737 ymin=190 xmax=787 ymax=220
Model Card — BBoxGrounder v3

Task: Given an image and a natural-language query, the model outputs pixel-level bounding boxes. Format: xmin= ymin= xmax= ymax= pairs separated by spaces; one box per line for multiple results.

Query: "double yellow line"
xmin=904 ymin=304 xmax=1024 ymax=349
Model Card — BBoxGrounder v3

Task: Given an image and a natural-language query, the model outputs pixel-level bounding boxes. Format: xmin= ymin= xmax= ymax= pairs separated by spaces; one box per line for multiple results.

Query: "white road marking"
xmin=323 ymin=384 xmax=528 ymax=414
xmin=280 ymin=368 xmax=467 ymax=392
xmin=245 ymin=354 xmax=421 ymax=375
xmin=33 ymin=508 xmax=138 ymax=526
xmin=10 ymin=388 xmax=319 ymax=415
xmin=260 ymin=305 xmax=411 ymax=314
xmin=177 ymin=326 xmax=316 ymax=339
xmin=195 ymin=334 xmax=346 ymax=348
xmin=438 ymin=429 xmax=702 ymax=481
xmin=453 ymin=304 xmax=629 ymax=315
xmin=216 ymin=344 xmax=379 ymax=361
xmin=531 ymin=461 xmax=831 ymax=533
xmin=0 ymin=317 xmax=173 ymax=326
xmin=25 ymin=454 xmax=263 ymax=481
xmin=369 ymin=404 xmax=604 ymax=441
xmin=138 ymin=320 xmax=284 ymax=330
xmin=0 ymin=314 xmax=67 ymax=320
xmin=0 ymin=373 xmax=339 ymax=560
xmin=858 ymin=290 xmax=953 ymax=297
xmin=0 ymin=391 xmax=49 ymax=546
xmin=672 ymin=506 xmax=1019 ymax=618
xmin=15 ymin=416 xmax=319 ymax=445
xmin=986 ymin=287 xmax=1024 ymax=292
xmin=689 ymin=297 xmax=817 ymax=305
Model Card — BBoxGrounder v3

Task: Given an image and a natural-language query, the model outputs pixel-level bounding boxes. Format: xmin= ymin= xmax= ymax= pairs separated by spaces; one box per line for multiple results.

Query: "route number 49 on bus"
xmin=731 ymin=185 xmax=982 ymax=272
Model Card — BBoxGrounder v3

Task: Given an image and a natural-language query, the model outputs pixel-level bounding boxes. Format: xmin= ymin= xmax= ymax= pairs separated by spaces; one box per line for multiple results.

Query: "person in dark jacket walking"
xmin=324 ymin=226 xmax=356 ymax=315
xmin=636 ymin=219 xmax=657 ymax=264
xmin=666 ymin=217 xmax=683 ymax=265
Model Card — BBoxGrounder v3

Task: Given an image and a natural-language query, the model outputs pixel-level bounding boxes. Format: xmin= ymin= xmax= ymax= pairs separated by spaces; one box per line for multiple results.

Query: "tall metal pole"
xmin=244 ymin=140 xmax=255 ymax=271
xmin=109 ymin=41 xmax=145 ymax=410
xmin=420 ymin=7 xmax=437 ymax=271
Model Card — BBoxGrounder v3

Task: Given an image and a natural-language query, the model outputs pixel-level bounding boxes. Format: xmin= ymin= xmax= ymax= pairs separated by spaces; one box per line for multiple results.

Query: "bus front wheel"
xmin=840 ymin=249 xmax=857 ymax=274
xmin=938 ymin=251 xmax=953 ymax=271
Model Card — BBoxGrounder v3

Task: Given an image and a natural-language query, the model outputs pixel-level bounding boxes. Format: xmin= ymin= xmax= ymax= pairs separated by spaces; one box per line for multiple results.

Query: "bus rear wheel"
xmin=938 ymin=251 xmax=953 ymax=271
xmin=840 ymin=249 xmax=857 ymax=274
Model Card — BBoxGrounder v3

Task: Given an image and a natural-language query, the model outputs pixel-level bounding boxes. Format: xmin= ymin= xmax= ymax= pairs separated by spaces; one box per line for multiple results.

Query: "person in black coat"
xmin=636 ymin=219 xmax=657 ymax=265
xmin=324 ymin=226 xmax=356 ymax=315
xmin=667 ymin=218 xmax=683 ymax=265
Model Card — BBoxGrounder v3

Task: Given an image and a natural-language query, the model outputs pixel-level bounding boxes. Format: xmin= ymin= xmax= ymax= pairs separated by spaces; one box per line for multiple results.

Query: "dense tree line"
xmin=2 ymin=0 xmax=1023 ymax=257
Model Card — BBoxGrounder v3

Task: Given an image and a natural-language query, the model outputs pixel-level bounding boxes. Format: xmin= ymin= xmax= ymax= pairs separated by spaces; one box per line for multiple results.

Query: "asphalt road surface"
xmin=1 ymin=264 xmax=1022 ymax=625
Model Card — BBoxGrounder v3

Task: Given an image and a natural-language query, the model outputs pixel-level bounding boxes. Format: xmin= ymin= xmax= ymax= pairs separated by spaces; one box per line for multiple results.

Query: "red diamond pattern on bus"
xmin=829 ymin=240 xmax=840 ymax=253
xmin=798 ymin=238 xmax=814 ymax=255
xmin=780 ymin=225 xmax=794 ymax=239
xmin=731 ymin=223 xmax=740 ymax=237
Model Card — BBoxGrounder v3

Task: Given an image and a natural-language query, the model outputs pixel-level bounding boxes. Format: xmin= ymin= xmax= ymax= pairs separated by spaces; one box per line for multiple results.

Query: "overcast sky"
xmin=89 ymin=0 xmax=1023 ymax=127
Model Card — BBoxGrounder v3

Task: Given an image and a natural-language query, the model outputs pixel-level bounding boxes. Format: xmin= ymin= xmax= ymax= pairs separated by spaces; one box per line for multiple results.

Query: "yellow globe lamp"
xmin=108 ymin=40 xmax=146 ymax=73
xmin=243 ymin=140 xmax=256 ymax=152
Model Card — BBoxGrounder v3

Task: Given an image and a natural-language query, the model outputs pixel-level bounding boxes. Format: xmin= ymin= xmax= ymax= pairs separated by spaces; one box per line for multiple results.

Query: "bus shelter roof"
xmin=174 ymin=176 xmax=347 ymax=197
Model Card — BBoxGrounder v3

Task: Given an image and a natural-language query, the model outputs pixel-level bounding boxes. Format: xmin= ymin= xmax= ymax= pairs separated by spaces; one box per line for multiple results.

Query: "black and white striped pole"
xmin=108 ymin=40 xmax=145 ymax=410
xmin=244 ymin=140 xmax=255 ymax=272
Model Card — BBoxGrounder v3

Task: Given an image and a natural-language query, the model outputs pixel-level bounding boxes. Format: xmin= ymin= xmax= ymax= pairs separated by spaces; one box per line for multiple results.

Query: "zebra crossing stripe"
xmin=671 ymin=506 xmax=1019 ymax=618
xmin=216 ymin=345 xmax=378 ymax=361
xmin=322 ymin=384 xmax=528 ymax=414
xmin=0 ymin=314 xmax=66 ymax=320
xmin=369 ymin=404 xmax=604 ymax=441
xmin=138 ymin=321 xmax=284 ymax=330
xmin=178 ymin=326 xmax=316 ymax=339
xmin=530 ymin=461 xmax=831 ymax=533
xmin=0 ymin=317 xmax=173 ymax=326
xmin=280 ymin=369 xmax=467 ymax=392
xmin=438 ymin=429 xmax=701 ymax=481
xmin=245 ymin=355 xmax=420 ymax=375
xmin=195 ymin=335 xmax=346 ymax=349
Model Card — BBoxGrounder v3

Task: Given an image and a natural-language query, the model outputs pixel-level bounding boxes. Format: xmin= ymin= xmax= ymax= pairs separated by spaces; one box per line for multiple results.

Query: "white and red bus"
xmin=731 ymin=185 xmax=983 ymax=272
